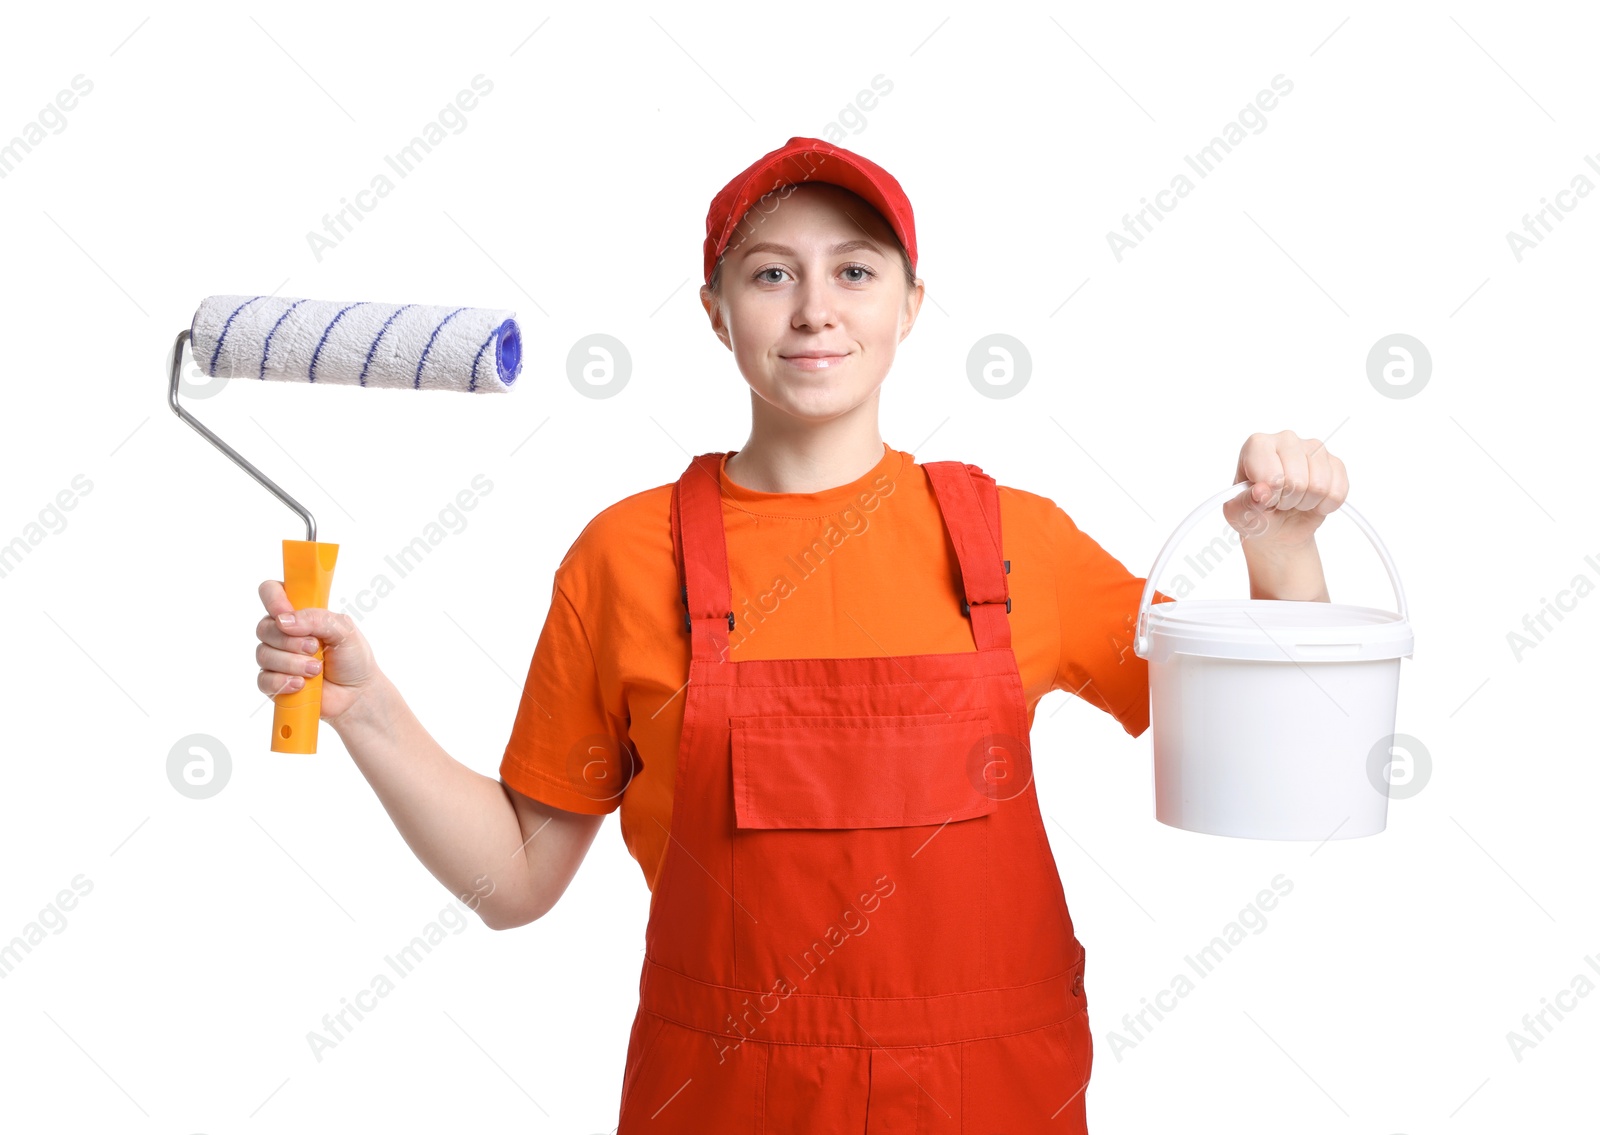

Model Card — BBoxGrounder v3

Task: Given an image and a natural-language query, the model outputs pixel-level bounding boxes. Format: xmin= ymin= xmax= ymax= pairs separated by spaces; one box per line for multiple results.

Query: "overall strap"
xmin=923 ymin=460 xmax=1012 ymax=651
xmin=671 ymin=452 xmax=735 ymax=661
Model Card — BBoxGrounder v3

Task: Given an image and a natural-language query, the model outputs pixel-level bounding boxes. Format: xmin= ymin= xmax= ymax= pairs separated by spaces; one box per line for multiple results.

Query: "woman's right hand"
xmin=256 ymin=579 xmax=376 ymax=725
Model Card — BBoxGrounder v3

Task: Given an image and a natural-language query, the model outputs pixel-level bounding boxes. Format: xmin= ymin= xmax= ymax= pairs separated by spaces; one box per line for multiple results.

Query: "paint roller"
xmin=168 ymin=295 xmax=523 ymax=754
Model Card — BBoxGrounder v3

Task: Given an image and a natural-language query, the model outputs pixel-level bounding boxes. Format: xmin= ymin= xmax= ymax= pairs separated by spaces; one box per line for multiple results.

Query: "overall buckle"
xmin=682 ymin=586 xmax=735 ymax=634
xmin=960 ymin=559 xmax=1011 ymax=616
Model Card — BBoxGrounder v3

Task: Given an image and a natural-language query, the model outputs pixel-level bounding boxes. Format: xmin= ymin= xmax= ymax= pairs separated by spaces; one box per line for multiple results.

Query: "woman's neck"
xmin=724 ymin=403 xmax=886 ymax=494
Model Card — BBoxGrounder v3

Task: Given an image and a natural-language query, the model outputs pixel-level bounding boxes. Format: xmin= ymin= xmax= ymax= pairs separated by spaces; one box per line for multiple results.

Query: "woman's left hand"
xmin=1223 ymin=430 xmax=1348 ymax=552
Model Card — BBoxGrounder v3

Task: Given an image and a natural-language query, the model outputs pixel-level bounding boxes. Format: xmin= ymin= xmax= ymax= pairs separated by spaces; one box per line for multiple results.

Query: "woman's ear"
xmin=700 ymin=285 xmax=733 ymax=351
xmin=898 ymin=279 xmax=925 ymax=343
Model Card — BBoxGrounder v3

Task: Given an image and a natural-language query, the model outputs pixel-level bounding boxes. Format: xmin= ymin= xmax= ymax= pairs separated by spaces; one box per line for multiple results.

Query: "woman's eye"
xmin=754 ymin=264 xmax=876 ymax=285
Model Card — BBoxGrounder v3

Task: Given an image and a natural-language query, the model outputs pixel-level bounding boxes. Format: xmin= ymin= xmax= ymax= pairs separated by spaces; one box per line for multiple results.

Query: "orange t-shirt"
xmin=499 ymin=443 xmax=1173 ymax=893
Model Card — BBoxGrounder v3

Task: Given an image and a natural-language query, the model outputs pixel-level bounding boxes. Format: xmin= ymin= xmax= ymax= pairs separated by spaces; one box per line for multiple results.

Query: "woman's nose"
xmin=792 ymin=274 xmax=838 ymax=329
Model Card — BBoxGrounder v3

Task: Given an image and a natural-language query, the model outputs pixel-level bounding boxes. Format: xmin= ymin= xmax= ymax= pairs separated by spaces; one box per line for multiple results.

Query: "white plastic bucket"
xmin=1133 ymin=483 xmax=1414 ymax=841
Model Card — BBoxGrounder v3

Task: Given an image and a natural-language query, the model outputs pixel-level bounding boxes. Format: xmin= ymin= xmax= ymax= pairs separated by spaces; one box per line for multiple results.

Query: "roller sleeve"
xmin=189 ymin=295 xmax=521 ymax=392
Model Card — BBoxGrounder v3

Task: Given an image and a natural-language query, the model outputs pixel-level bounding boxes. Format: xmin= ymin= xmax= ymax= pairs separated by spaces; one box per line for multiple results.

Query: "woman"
xmin=254 ymin=137 xmax=1345 ymax=1131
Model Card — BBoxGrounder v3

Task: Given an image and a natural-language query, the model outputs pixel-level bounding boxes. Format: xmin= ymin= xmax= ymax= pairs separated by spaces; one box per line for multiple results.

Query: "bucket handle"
xmin=1134 ymin=482 xmax=1410 ymax=658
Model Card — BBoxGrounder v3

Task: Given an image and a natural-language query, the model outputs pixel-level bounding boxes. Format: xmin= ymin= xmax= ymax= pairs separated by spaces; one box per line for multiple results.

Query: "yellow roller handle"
xmin=272 ymin=539 xmax=340 ymax=753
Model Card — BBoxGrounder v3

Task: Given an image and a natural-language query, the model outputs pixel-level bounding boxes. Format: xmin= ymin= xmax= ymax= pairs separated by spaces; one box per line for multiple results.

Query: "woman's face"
xmin=700 ymin=183 xmax=923 ymax=426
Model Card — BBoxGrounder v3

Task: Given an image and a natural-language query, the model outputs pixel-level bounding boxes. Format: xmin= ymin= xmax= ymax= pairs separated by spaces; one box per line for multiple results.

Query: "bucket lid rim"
xmin=1143 ymin=599 xmax=1413 ymax=659
xmin=1146 ymin=598 xmax=1409 ymax=625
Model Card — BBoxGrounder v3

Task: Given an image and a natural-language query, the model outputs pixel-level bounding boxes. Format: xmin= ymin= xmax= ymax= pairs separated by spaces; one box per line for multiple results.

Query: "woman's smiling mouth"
xmin=780 ymin=351 xmax=850 ymax=370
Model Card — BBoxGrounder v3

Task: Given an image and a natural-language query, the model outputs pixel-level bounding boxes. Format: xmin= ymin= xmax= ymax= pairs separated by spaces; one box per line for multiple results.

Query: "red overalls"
xmin=616 ymin=452 xmax=1093 ymax=1133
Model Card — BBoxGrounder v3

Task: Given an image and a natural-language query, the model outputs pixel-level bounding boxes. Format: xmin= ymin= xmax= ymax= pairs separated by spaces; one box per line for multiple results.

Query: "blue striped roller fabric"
xmin=189 ymin=295 xmax=522 ymax=392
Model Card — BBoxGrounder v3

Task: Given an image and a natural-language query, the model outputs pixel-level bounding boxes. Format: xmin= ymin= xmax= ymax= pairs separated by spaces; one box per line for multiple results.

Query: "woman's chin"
xmin=759 ymin=387 xmax=870 ymax=422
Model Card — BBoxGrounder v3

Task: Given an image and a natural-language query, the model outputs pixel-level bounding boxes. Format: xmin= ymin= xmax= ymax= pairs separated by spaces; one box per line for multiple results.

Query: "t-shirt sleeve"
xmin=1048 ymin=504 xmax=1175 ymax=739
xmin=500 ymin=572 xmax=632 ymax=815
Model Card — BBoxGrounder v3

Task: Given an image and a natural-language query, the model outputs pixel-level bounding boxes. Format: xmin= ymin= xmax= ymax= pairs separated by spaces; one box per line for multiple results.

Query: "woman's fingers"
xmin=256 ymin=640 xmax=323 ymax=677
xmin=266 ymin=602 xmax=351 ymax=651
xmin=256 ymin=612 xmax=321 ymax=655
xmin=257 ymin=578 xmax=330 ymax=697
xmin=256 ymin=579 xmax=328 ymax=648
xmin=259 ymin=578 xmax=293 ymax=619
xmin=255 ymin=579 xmax=371 ymax=717
xmin=256 ymin=579 xmax=353 ymax=655
xmin=258 ymin=667 xmax=305 ymax=696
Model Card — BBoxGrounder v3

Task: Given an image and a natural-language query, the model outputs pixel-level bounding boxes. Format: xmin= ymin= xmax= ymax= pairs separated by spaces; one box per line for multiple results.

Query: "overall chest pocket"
xmin=729 ymin=706 xmax=997 ymax=830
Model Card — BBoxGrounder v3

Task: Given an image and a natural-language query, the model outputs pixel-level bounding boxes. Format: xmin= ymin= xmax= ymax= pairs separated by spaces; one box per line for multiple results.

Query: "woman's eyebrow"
xmin=739 ymin=239 xmax=885 ymax=260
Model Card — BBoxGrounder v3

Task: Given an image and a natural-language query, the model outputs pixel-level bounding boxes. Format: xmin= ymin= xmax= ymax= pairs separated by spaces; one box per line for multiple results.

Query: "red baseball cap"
xmin=702 ymin=136 xmax=918 ymax=285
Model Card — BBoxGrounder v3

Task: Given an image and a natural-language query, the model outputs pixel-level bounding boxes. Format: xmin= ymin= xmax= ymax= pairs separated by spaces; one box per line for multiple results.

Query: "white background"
xmin=1 ymin=1 xmax=1595 ymax=1131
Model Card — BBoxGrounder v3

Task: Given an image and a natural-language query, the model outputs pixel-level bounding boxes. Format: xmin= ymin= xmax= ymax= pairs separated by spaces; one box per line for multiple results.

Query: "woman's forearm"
xmin=1241 ymin=537 xmax=1330 ymax=602
xmin=330 ymin=670 xmax=532 ymax=927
